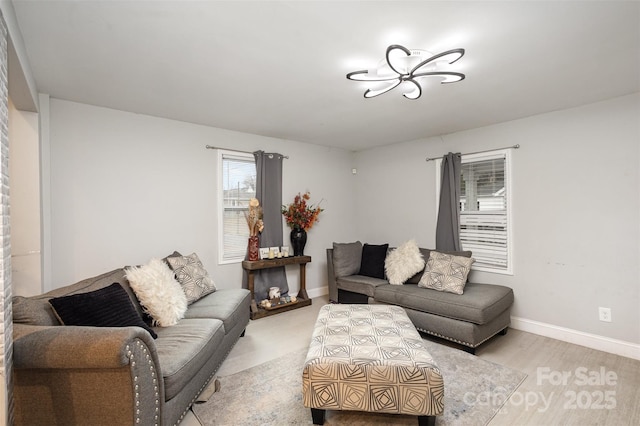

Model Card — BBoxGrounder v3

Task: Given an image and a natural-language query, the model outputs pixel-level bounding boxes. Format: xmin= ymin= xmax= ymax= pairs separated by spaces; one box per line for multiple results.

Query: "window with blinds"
xmin=217 ymin=151 xmax=256 ymax=263
xmin=459 ymin=150 xmax=513 ymax=274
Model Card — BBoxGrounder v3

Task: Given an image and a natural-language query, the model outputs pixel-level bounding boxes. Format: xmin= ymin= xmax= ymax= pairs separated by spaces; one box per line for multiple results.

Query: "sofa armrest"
xmin=13 ymin=324 xmax=164 ymax=426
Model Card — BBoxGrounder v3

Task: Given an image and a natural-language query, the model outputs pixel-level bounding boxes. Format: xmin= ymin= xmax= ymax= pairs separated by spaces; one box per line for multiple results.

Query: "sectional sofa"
xmin=327 ymin=241 xmax=514 ymax=353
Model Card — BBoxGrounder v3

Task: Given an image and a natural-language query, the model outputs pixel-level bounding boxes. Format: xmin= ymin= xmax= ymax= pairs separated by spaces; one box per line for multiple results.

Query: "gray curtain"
xmin=435 ymin=152 xmax=462 ymax=251
xmin=251 ymin=150 xmax=289 ymax=301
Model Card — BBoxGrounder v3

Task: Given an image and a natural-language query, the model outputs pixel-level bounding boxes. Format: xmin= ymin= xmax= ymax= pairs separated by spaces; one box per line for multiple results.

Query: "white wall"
xmin=9 ymin=97 xmax=40 ymax=296
xmin=354 ymin=94 xmax=640 ymax=347
xmin=46 ymin=99 xmax=357 ymax=297
xmin=35 ymin=93 xmax=640 ymax=356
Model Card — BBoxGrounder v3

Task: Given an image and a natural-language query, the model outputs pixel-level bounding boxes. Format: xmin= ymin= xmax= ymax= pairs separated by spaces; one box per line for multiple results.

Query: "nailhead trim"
xmin=415 ymin=326 xmax=498 ymax=349
xmin=128 ymin=339 xmax=160 ymax=426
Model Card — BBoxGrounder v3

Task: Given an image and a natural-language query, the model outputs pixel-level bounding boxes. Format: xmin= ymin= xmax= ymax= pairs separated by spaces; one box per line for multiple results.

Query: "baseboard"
xmin=306 ymin=286 xmax=328 ymax=299
xmin=510 ymin=316 xmax=640 ymax=361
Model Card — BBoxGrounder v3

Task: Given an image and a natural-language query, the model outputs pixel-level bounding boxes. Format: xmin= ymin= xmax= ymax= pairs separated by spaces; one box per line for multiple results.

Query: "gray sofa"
xmin=12 ymin=261 xmax=250 ymax=426
xmin=327 ymin=243 xmax=514 ymax=354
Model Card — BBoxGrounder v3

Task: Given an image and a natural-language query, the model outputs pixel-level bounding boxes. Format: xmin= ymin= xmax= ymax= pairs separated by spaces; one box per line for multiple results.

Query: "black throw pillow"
xmin=358 ymin=243 xmax=389 ymax=279
xmin=49 ymin=282 xmax=158 ymax=339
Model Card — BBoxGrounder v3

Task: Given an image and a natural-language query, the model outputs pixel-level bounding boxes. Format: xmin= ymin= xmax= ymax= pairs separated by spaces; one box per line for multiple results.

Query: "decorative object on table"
xmin=260 ymin=299 xmax=272 ymax=308
xmin=268 ymin=286 xmax=281 ymax=300
xmin=259 ymin=294 xmax=299 ymax=311
xmin=259 ymin=247 xmax=270 ymax=260
xmin=245 ymin=198 xmax=264 ymax=261
xmin=290 ymin=228 xmax=307 ymax=257
xmin=281 ymin=246 xmax=290 ymax=257
xmin=282 ymin=191 xmax=324 ymax=256
xmin=269 ymin=247 xmax=280 ymax=259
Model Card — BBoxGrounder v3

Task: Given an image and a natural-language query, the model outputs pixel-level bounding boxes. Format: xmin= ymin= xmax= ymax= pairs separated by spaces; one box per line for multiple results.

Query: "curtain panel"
xmin=250 ymin=151 xmax=289 ymax=301
xmin=435 ymin=152 xmax=462 ymax=252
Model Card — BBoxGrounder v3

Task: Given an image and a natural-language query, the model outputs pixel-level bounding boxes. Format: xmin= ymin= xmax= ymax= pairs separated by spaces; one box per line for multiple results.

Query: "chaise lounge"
xmin=327 ymin=241 xmax=514 ymax=354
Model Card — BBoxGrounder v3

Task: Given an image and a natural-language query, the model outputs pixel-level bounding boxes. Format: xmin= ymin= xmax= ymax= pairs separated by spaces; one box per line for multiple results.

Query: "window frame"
xmin=217 ymin=149 xmax=256 ymax=265
xmin=435 ymin=149 xmax=513 ymax=275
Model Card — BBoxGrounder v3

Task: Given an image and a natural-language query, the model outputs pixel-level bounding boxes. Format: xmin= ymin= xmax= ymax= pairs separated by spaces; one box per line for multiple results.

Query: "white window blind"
xmin=459 ymin=150 xmax=512 ymax=274
xmin=217 ymin=151 xmax=256 ymax=263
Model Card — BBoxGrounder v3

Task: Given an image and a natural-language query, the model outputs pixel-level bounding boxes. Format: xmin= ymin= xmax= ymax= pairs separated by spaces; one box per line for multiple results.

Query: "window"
xmin=437 ymin=149 xmax=513 ymax=274
xmin=217 ymin=150 xmax=256 ymax=264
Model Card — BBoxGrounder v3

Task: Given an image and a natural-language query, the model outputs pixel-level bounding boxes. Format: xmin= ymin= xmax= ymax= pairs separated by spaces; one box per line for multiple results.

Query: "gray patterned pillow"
xmin=167 ymin=253 xmax=217 ymax=304
xmin=418 ymin=251 xmax=474 ymax=294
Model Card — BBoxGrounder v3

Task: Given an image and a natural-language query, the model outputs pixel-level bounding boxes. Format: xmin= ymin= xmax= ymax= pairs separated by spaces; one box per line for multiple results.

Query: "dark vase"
xmin=248 ymin=236 xmax=260 ymax=261
xmin=290 ymin=227 xmax=307 ymax=256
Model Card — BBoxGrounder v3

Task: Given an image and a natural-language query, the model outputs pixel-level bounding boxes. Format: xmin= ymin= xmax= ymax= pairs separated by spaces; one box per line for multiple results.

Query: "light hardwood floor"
xmin=183 ymin=295 xmax=640 ymax=425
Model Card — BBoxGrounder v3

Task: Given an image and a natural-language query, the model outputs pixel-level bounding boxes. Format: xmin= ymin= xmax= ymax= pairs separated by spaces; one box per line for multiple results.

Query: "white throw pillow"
xmin=384 ymin=240 xmax=425 ymax=285
xmin=126 ymin=258 xmax=188 ymax=327
xmin=166 ymin=252 xmax=217 ymax=304
xmin=418 ymin=251 xmax=474 ymax=294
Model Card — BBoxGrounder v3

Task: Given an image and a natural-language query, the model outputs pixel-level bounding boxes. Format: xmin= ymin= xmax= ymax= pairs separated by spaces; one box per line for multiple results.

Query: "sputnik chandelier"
xmin=346 ymin=44 xmax=466 ymax=100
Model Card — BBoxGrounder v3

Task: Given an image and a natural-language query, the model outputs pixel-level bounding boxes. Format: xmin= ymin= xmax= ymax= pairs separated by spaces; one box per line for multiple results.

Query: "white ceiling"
xmin=11 ymin=0 xmax=640 ymax=152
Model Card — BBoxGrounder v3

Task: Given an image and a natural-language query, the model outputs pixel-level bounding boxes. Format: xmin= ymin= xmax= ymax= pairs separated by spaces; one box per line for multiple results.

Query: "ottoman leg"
xmin=418 ymin=415 xmax=436 ymax=426
xmin=311 ymin=408 xmax=326 ymax=425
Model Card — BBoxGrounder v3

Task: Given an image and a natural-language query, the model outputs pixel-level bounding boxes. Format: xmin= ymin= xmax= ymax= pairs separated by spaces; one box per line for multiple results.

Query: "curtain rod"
xmin=205 ymin=145 xmax=289 ymax=159
xmin=425 ymin=144 xmax=520 ymax=162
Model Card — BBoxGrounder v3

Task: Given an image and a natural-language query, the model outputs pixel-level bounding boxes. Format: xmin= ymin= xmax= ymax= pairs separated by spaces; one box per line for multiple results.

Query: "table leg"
xmin=298 ymin=263 xmax=309 ymax=300
xmin=247 ymin=270 xmax=258 ymax=314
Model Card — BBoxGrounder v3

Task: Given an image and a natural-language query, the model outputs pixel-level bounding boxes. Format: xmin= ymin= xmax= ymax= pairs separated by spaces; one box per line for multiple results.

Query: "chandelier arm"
xmin=385 ymin=44 xmax=412 ymax=75
xmin=402 ymin=79 xmax=422 ymax=100
xmin=409 ymin=48 xmax=465 ymax=76
xmin=346 ymin=70 xmax=400 ymax=82
xmin=411 ymin=71 xmax=466 ymax=83
xmin=364 ymin=79 xmax=402 ymax=98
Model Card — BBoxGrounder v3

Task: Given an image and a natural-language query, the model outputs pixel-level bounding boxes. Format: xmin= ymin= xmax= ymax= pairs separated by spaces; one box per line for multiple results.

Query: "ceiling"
xmin=11 ymin=1 xmax=640 ymax=152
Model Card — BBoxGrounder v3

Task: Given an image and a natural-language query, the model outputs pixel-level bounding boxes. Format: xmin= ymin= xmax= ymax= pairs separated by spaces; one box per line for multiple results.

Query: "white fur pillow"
xmin=125 ymin=258 xmax=188 ymax=327
xmin=384 ymin=240 xmax=425 ymax=285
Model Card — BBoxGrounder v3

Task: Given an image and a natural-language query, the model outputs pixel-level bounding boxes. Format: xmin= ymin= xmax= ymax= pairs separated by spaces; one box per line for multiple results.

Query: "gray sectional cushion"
xmin=337 ymin=275 xmax=389 ymax=297
xmin=44 ymin=268 xmax=130 ymax=298
xmin=332 ymin=241 xmax=363 ymax=277
xmin=374 ymin=282 xmax=513 ymax=325
xmin=183 ymin=288 xmax=250 ymax=333
xmin=154 ymin=318 xmax=225 ymax=400
xmin=12 ymin=296 xmax=59 ymax=326
xmin=403 ymin=307 xmax=512 ymax=348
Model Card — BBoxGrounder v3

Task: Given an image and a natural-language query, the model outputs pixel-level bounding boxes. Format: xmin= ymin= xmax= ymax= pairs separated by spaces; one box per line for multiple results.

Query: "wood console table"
xmin=242 ymin=255 xmax=312 ymax=320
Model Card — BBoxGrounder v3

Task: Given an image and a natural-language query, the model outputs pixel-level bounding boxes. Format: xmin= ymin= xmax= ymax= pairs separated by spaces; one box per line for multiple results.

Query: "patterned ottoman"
xmin=302 ymin=304 xmax=444 ymax=425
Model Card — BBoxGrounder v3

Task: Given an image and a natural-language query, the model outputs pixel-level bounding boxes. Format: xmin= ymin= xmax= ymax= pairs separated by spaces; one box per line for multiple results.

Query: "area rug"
xmin=192 ymin=339 xmax=526 ymax=425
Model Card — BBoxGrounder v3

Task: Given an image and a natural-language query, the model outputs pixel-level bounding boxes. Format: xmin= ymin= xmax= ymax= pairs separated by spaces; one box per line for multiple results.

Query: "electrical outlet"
xmin=598 ymin=307 xmax=612 ymax=322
